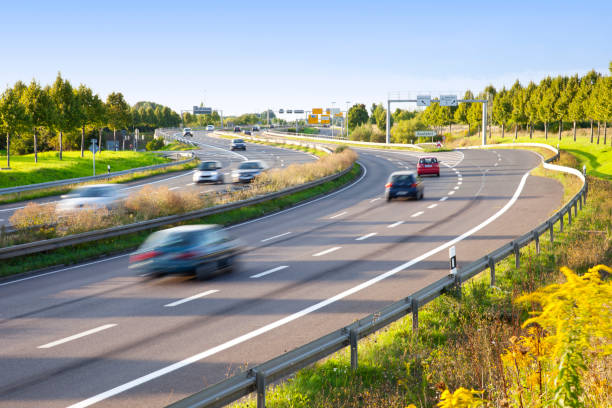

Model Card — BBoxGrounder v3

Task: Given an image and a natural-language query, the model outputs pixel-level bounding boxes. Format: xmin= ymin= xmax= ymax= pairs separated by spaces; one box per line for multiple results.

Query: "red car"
xmin=417 ymin=156 xmax=440 ymax=177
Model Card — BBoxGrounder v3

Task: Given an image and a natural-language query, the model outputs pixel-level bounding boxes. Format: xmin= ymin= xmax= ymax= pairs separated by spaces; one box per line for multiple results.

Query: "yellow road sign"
xmin=308 ymin=114 xmax=319 ymax=124
xmin=320 ymin=115 xmax=330 ymax=124
xmin=312 ymin=108 xmax=323 ymax=115
xmin=334 ymin=112 xmax=343 ymax=117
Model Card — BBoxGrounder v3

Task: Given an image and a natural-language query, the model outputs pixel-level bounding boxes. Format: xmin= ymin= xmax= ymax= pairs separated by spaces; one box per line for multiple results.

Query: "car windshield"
xmin=239 ymin=162 xmax=260 ymax=170
xmin=390 ymin=174 xmax=415 ymax=185
xmin=198 ymin=162 xmax=218 ymax=170
xmin=184 ymin=128 xmax=191 ymax=131
xmin=233 ymin=139 xmax=244 ymax=143
xmin=140 ymin=229 xmax=203 ymax=250
xmin=73 ymin=186 xmax=115 ymax=197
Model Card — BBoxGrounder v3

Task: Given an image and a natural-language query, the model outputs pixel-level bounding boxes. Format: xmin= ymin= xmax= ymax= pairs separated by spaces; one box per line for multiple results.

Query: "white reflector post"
xmin=449 ymin=246 xmax=457 ymax=275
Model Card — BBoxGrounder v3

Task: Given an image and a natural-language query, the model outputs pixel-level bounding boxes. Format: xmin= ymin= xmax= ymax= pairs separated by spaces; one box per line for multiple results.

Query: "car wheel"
xmin=437 ymin=172 xmax=440 ymax=177
xmin=386 ymin=195 xmax=392 ymax=202
xmin=195 ymin=264 xmax=212 ymax=280
xmin=419 ymin=191 xmax=424 ymax=200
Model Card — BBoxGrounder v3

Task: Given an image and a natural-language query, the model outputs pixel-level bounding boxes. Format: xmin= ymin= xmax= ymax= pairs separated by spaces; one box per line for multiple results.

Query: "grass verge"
xmin=0 ymin=164 xmax=362 ymax=278
xmin=0 ymin=160 xmax=198 ymax=205
xmin=230 ymin=152 xmax=611 ymax=407
xmin=0 ymin=150 xmax=171 ymax=188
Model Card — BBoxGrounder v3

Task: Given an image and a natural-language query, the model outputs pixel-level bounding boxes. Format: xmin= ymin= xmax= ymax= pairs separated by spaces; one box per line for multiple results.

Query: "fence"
xmin=167 ymin=144 xmax=587 ymax=408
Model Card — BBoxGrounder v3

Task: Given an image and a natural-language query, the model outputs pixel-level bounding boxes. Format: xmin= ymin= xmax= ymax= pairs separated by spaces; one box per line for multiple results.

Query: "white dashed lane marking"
xmin=356 ymin=232 xmax=377 ymax=241
xmin=388 ymin=221 xmax=404 ymax=228
xmin=250 ymin=266 xmax=289 ymax=279
xmin=427 ymin=204 xmax=438 ymax=209
xmin=313 ymin=247 xmax=342 ymax=257
xmin=411 ymin=211 xmax=424 ymax=218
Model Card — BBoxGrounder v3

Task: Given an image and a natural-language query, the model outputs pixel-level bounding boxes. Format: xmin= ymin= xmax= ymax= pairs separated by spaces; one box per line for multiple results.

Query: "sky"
xmin=1 ymin=0 xmax=610 ymax=116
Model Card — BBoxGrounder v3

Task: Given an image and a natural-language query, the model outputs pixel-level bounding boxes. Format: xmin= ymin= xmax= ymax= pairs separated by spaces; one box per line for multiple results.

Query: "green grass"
xmin=0 ymin=150 xmax=171 ymax=188
xmin=0 ymin=160 xmax=198 ymax=205
xmin=230 ymin=151 xmax=611 ymax=408
xmin=0 ymin=164 xmax=361 ymax=278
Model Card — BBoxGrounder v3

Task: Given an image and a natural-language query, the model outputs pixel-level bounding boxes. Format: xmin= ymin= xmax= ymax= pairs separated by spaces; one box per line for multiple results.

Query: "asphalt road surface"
xmin=0 ymin=131 xmax=315 ymax=227
xmin=0 ymin=147 xmax=563 ymax=408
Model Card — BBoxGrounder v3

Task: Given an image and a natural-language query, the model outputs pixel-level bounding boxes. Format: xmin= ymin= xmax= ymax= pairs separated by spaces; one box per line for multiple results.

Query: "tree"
xmin=75 ymin=85 xmax=102 ymax=157
xmin=537 ymin=77 xmax=555 ymax=140
xmin=454 ymin=90 xmax=473 ymax=134
xmin=510 ymin=82 xmax=528 ymax=139
xmin=0 ymin=86 xmax=27 ymax=168
xmin=552 ymin=75 xmax=570 ymax=140
xmin=347 ymin=104 xmax=368 ymax=130
xmin=493 ymin=87 xmax=512 ymax=138
xmin=581 ymin=70 xmax=600 ymax=143
xmin=50 ymin=73 xmax=78 ymax=159
xmin=467 ymin=101 xmax=483 ymax=135
xmin=525 ymin=81 xmax=540 ymax=138
xmin=562 ymin=75 xmax=580 ymax=141
xmin=372 ymin=103 xmax=392 ymax=131
xmin=105 ymin=92 xmax=131 ymax=151
xmin=390 ymin=116 xmax=426 ymax=143
xmin=592 ymin=75 xmax=612 ymax=145
xmin=21 ymin=80 xmax=56 ymax=163
xmin=568 ymin=81 xmax=586 ymax=142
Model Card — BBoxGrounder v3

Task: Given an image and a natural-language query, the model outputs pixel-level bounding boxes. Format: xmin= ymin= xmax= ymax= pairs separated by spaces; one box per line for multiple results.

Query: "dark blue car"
xmin=385 ymin=171 xmax=424 ymax=201
xmin=129 ymin=225 xmax=241 ymax=280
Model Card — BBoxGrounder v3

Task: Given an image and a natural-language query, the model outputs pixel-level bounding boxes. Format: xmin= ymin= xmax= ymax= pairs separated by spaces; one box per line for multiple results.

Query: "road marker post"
xmin=449 ymin=246 xmax=457 ymax=276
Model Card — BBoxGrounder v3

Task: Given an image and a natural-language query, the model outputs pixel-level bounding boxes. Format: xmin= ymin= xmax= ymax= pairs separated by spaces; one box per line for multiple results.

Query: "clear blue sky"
xmin=1 ymin=0 xmax=610 ymax=116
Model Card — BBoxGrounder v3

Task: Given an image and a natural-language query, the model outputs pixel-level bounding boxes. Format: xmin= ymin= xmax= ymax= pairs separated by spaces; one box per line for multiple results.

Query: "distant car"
xmin=417 ymin=156 xmax=440 ymax=177
xmin=252 ymin=125 xmax=260 ymax=131
xmin=230 ymin=138 xmax=246 ymax=151
xmin=183 ymin=128 xmax=193 ymax=137
xmin=56 ymin=184 xmax=127 ymax=212
xmin=270 ymin=124 xmax=275 ymax=128
xmin=385 ymin=171 xmax=424 ymax=201
xmin=243 ymin=130 xmax=252 ymax=136
xmin=206 ymin=125 xmax=215 ymax=131
xmin=233 ymin=126 xmax=241 ymax=132
xmin=129 ymin=225 xmax=241 ymax=280
xmin=232 ymin=160 xmax=267 ymax=183
xmin=193 ymin=160 xmax=223 ymax=184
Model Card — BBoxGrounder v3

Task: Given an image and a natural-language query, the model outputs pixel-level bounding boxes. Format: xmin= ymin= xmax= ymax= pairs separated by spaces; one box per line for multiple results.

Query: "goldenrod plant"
xmin=501 ymin=265 xmax=612 ymax=408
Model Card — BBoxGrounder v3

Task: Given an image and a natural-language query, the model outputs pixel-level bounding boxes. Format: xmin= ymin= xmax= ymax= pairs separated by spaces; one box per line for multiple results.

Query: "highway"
xmin=0 ymin=146 xmax=563 ymax=408
xmin=0 ymin=131 xmax=315 ymax=227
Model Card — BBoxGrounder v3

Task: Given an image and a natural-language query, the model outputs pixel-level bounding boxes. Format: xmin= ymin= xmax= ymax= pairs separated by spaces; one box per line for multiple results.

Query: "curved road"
xmin=0 ymin=131 xmax=315 ymax=227
xmin=0 ymin=147 xmax=563 ymax=408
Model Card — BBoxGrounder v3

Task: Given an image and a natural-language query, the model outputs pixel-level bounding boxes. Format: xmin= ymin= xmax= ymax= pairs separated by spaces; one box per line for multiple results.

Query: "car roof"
xmin=163 ymin=225 xmax=220 ymax=233
xmin=389 ymin=170 xmax=417 ymax=176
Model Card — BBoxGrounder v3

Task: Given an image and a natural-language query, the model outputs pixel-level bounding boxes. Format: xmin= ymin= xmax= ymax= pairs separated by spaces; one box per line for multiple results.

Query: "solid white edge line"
xmin=329 ymin=211 xmax=347 ymax=219
xmin=312 ymin=247 xmax=342 ymax=257
xmin=355 ymin=232 xmax=377 ymax=241
xmin=411 ymin=211 xmax=424 ymax=218
xmin=250 ymin=266 xmax=289 ymax=279
xmin=164 ymin=290 xmax=219 ymax=307
xmin=1 ymin=163 xmax=367 ymax=287
xmin=168 ymin=187 xmax=181 ymax=191
xmin=67 ymin=172 xmax=531 ymax=408
xmin=260 ymin=232 xmax=291 ymax=242
xmin=369 ymin=197 xmax=381 ymax=203
xmin=37 ymin=324 xmax=117 ymax=349
xmin=0 ymin=205 xmax=27 ymax=212
xmin=388 ymin=221 xmax=403 ymax=228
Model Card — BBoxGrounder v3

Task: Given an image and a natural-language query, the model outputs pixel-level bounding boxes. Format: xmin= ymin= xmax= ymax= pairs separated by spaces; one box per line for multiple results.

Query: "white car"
xmin=183 ymin=128 xmax=193 ymax=137
xmin=56 ymin=184 xmax=127 ymax=212
xmin=206 ymin=125 xmax=215 ymax=131
xmin=193 ymin=161 xmax=223 ymax=184
xmin=231 ymin=160 xmax=267 ymax=183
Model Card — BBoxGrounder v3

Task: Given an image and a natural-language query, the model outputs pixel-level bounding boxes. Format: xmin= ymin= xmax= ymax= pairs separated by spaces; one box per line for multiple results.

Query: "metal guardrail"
xmin=166 ymin=144 xmax=588 ymax=408
xmin=264 ymin=130 xmax=424 ymax=150
xmin=0 ymin=152 xmax=196 ymax=196
xmin=0 ymin=150 xmax=354 ymax=260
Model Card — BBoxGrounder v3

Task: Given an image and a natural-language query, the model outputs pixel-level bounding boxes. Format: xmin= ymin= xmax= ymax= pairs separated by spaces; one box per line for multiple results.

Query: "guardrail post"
xmin=549 ymin=221 xmax=554 ymax=243
xmin=568 ymin=204 xmax=572 ymax=225
xmin=256 ymin=370 xmax=266 ymax=408
xmin=411 ymin=298 xmax=419 ymax=332
xmin=574 ymin=200 xmax=578 ymax=216
xmin=579 ymin=194 xmax=582 ymax=210
xmin=514 ymin=243 xmax=520 ymax=268
xmin=534 ymin=231 xmax=540 ymax=254
xmin=488 ymin=257 xmax=496 ymax=287
xmin=349 ymin=329 xmax=358 ymax=371
xmin=559 ymin=211 xmax=564 ymax=232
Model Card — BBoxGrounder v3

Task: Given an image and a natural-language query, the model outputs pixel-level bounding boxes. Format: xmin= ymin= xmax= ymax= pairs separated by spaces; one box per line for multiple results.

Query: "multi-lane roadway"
xmin=0 ymin=138 xmax=563 ymax=408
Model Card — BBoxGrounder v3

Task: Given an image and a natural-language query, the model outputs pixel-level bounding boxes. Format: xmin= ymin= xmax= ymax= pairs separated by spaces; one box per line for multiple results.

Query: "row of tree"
xmin=345 ymin=62 xmax=611 ymax=143
xmin=0 ymin=73 xmax=181 ymax=166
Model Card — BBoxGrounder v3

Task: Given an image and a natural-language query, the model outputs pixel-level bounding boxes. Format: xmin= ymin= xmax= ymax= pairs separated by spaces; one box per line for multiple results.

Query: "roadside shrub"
xmin=145 ymin=138 xmax=164 ymax=151
xmin=125 ymin=185 xmax=202 ymax=220
xmin=335 ymin=145 xmax=348 ymax=153
xmin=9 ymin=202 xmax=57 ymax=229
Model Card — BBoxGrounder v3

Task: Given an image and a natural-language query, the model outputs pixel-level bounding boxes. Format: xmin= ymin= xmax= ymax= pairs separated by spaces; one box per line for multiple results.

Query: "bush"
xmin=334 ymin=145 xmax=348 ymax=153
xmin=145 ymin=138 xmax=164 ymax=151
xmin=349 ymin=124 xmax=385 ymax=143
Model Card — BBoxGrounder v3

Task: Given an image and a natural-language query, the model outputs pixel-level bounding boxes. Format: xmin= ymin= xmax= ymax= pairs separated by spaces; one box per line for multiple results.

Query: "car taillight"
xmin=130 ymin=251 xmax=160 ymax=262
xmin=175 ymin=251 xmax=199 ymax=259
xmin=385 ymin=182 xmax=393 ymax=188
xmin=411 ymin=183 xmax=417 ymax=188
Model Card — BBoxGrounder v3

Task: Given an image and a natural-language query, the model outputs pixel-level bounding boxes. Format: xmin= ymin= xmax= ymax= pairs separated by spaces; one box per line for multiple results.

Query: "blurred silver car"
xmin=231 ymin=160 xmax=267 ymax=183
xmin=56 ymin=184 xmax=126 ymax=212
xmin=193 ymin=160 xmax=223 ymax=184
xmin=129 ymin=225 xmax=241 ymax=279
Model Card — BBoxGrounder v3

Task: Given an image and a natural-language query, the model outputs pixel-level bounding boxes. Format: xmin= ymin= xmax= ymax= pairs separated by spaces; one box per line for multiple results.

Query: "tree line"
xmin=0 ymin=73 xmax=181 ymax=167
xmin=346 ymin=63 xmax=611 ymax=144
